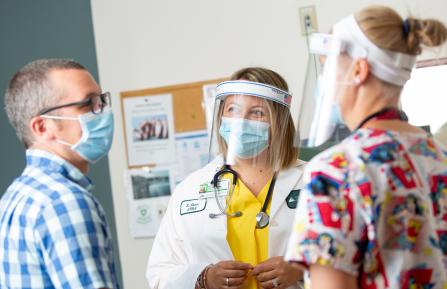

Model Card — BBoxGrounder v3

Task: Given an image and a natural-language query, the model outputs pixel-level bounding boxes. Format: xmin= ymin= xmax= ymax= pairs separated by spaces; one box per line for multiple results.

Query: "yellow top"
xmin=227 ymin=178 xmax=272 ymax=289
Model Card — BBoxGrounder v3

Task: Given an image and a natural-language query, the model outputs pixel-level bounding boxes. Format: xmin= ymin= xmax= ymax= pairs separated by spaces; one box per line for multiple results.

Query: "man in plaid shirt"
xmin=0 ymin=59 xmax=119 ymax=289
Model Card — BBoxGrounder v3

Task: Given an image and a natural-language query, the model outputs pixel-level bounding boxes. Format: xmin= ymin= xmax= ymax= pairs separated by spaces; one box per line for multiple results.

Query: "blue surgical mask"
xmin=330 ymin=103 xmax=343 ymax=124
xmin=219 ymin=117 xmax=269 ymax=159
xmin=42 ymin=108 xmax=114 ymax=163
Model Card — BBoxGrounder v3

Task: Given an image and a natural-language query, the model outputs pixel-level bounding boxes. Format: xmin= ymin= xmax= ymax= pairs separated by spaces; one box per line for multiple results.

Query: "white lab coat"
xmin=146 ymin=156 xmax=306 ymax=289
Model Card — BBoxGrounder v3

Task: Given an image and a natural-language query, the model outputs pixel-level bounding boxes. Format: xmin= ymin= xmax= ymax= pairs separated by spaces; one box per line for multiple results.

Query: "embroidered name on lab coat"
xmin=180 ymin=199 xmax=207 ymax=215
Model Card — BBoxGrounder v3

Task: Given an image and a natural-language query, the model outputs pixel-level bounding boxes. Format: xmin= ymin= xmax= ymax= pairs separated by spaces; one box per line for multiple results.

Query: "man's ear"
xmin=29 ymin=116 xmax=54 ymax=141
xmin=353 ymin=59 xmax=369 ymax=85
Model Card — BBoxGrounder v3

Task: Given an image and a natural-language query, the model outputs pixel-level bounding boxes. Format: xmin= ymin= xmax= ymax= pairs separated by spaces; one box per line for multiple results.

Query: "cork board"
xmin=120 ymin=78 xmax=226 ymax=133
xmin=120 ymin=78 xmax=226 ymax=168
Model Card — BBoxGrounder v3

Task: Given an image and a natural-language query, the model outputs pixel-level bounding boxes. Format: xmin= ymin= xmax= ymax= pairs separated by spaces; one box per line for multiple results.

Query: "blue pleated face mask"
xmin=219 ymin=117 xmax=270 ymax=159
xmin=330 ymin=103 xmax=343 ymax=124
xmin=43 ymin=108 xmax=114 ymax=163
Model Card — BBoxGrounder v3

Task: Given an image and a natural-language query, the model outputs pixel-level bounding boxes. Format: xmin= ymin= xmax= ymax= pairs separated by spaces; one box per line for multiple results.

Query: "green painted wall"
xmin=0 ymin=1 xmax=123 ymax=287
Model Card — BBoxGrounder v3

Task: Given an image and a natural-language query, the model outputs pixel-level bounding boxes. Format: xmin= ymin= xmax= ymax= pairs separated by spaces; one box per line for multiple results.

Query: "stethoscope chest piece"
xmin=255 ymin=211 xmax=270 ymax=229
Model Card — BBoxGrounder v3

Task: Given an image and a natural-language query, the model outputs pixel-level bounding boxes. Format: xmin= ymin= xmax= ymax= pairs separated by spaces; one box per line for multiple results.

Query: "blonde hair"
xmin=215 ymin=67 xmax=298 ymax=171
xmin=355 ymin=5 xmax=447 ymax=55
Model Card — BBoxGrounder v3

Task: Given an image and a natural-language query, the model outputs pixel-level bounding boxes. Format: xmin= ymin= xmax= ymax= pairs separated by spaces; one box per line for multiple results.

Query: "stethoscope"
xmin=208 ymin=164 xmax=277 ymax=229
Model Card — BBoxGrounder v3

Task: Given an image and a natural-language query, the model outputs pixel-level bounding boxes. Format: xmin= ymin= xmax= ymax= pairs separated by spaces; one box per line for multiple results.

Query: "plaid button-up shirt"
xmin=0 ymin=149 xmax=118 ymax=289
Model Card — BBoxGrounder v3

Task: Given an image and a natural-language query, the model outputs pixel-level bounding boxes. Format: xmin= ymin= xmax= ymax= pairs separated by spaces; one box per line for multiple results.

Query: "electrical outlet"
xmin=299 ymin=6 xmax=318 ymax=36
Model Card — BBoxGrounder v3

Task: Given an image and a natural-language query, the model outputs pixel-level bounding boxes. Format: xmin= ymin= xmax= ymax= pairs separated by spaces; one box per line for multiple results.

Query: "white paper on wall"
xmin=124 ymin=167 xmax=175 ymax=238
xmin=172 ymin=130 xmax=210 ymax=185
xmin=122 ymin=94 xmax=176 ymax=166
xmin=202 ymin=84 xmax=218 ymax=135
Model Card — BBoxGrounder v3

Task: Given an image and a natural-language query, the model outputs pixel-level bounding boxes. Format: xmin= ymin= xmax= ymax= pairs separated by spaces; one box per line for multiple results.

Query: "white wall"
xmin=90 ymin=1 xmax=447 ymax=288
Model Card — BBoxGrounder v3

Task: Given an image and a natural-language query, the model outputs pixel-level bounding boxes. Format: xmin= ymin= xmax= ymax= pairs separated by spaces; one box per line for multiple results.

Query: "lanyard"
xmin=355 ymin=107 xmax=408 ymax=130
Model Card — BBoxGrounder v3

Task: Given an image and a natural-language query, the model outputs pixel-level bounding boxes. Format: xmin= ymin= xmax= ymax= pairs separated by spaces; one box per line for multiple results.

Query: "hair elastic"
xmin=403 ymin=19 xmax=411 ymax=37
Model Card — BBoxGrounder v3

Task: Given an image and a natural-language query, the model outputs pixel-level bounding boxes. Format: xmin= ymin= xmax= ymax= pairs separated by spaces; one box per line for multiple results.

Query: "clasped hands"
xmin=205 ymin=257 xmax=303 ymax=289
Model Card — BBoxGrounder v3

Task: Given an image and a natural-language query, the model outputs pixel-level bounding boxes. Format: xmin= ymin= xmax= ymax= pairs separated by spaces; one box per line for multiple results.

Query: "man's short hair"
xmin=4 ymin=58 xmax=86 ymax=147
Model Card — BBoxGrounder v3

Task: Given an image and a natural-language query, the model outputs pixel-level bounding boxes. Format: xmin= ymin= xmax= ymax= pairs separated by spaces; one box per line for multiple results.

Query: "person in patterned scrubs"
xmin=284 ymin=5 xmax=447 ymax=289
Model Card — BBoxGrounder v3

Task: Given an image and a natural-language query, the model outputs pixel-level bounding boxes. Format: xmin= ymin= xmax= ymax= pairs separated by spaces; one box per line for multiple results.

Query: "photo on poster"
xmin=125 ymin=167 xmax=175 ymax=238
xmin=131 ymin=169 xmax=171 ymax=199
xmin=122 ymin=93 xmax=177 ymax=166
xmin=131 ymin=114 xmax=169 ymax=142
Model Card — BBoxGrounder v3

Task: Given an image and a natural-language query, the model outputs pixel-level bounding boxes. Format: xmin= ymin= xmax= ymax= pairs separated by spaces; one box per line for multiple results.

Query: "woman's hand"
xmin=252 ymin=256 xmax=304 ymax=289
xmin=206 ymin=260 xmax=253 ymax=289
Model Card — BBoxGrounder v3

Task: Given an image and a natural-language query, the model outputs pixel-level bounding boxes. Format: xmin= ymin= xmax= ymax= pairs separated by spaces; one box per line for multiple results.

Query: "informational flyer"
xmin=202 ymin=84 xmax=218 ymax=134
xmin=125 ymin=167 xmax=174 ymax=238
xmin=122 ymin=94 xmax=176 ymax=166
xmin=173 ymin=130 xmax=210 ymax=185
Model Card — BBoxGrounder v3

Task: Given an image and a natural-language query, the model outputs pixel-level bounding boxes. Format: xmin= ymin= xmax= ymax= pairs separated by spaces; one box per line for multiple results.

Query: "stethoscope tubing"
xmin=209 ymin=164 xmax=277 ymax=229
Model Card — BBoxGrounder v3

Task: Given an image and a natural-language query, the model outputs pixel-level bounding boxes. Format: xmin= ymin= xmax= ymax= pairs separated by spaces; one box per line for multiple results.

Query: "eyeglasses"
xmin=38 ymin=92 xmax=112 ymax=116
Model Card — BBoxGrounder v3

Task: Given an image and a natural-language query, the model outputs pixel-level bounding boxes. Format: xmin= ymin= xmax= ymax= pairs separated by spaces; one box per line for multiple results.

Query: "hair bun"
xmin=406 ymin=17 xmax=447 ymax=54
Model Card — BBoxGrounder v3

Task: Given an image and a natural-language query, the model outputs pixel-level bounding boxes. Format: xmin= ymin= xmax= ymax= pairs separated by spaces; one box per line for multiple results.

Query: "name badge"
xmin=198 ymin=179 xmax=230 ymax=199
xmin=180 ymin=199 xmax=207 ymax=215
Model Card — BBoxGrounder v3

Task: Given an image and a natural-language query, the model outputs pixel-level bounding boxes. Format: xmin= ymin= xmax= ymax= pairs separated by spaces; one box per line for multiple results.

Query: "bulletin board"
xmin=120 ymin=78 xmax=226 ymax=168
xmin=120 ymin=78 xmax=226 ymax=238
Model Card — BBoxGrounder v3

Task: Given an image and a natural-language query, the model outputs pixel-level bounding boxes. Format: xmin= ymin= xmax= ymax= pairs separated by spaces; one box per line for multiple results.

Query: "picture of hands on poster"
xmin=132 ymin=115 xmax=169 ymax=142
xmin=123 ymin=93 xmax=176 ymax=166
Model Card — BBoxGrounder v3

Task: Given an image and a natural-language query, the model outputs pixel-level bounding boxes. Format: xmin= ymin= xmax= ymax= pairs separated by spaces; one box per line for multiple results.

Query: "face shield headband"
xmin=215 ymin=80 xmax=292 ymax=107
xmin=328 ymin=14 xmax=417 ymax=86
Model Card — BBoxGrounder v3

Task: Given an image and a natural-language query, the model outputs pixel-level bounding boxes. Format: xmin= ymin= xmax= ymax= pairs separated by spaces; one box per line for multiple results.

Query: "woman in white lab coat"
xmin=147 ymin=67 xmax=306 ymax=289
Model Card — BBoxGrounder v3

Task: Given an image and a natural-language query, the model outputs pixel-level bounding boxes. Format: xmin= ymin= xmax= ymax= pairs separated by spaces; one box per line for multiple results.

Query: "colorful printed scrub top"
xmin=285 ymin=129 xmax=447 ymax=289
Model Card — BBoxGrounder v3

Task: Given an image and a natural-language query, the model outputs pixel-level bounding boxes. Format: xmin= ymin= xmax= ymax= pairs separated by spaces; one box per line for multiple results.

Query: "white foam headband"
xmin=215 ymin=80 xmax=292 ymax=107
xmin=333 ymin=15 xmax=417 ymax=86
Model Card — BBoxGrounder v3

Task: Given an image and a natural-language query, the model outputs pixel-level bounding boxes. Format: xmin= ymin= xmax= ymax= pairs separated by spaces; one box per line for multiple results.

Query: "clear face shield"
xmin=207 ymin=80 xmax=293 ymax=227
xmin=298 ymin=14 xmax=417 ymax=148
xmin=209 ymin=80 xmax=293 ymax=168
xmin=297 ymin=33 xmax=361 ymax=148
